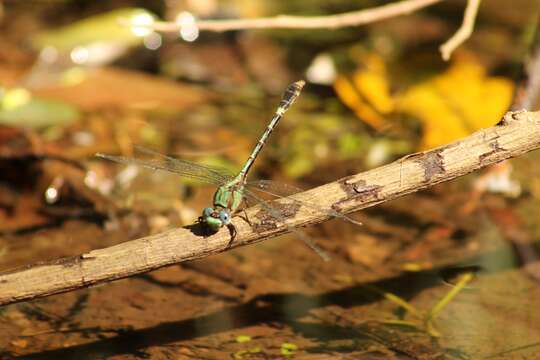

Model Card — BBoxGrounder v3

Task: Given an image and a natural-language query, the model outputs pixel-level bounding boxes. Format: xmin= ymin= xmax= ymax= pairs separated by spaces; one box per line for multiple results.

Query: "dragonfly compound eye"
xmin=219 ymin=211 xmax=231 ymax=224
xmin=203 ymin=207 xmax=214 ymax=218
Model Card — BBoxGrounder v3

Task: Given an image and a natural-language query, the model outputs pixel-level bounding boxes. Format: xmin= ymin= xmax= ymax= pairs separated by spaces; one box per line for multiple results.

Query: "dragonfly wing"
xmin=242 ymin=188 xmax=330 ymax=261
xmin=96 ymin=152 xmax=227 ymax=185
xmin=134 ymin=146 xmax=235 ymax=183
xmin=245 ymin=180 xmax=362 ymax=226
xmin=245 ymin=180 xmax=304 ymax=197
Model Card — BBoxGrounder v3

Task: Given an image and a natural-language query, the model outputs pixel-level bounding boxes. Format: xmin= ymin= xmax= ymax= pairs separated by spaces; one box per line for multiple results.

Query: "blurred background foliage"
xmin=2 ymin=0 xmax=540 ymax=358
xmin=0 ymin=0 xmax=534 ymax=181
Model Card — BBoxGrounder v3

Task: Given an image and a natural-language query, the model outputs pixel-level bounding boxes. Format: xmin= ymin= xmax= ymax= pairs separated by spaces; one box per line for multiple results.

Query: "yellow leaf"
xmin=396 ymin=55 xmax=513 ymax=149
xmin=352 ymin=53 xmax=394 ymax=114
xmin=334 ymin=53 xmax=393 ymax=130
xmin=334 ymin=76 xmax=387 ymax=130
xmin=236 ymin=335 xmax=251 ymax=343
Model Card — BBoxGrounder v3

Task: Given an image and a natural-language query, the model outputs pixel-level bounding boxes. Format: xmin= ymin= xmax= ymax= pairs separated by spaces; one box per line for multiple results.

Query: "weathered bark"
xmin=0 ymin=110 xmax=539 ymax=306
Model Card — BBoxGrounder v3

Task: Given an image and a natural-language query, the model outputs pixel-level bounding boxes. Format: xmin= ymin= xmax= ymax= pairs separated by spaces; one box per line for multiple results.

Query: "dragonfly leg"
xmin=235 ymin=199 xmax=253 ymax=226
xmin=238 ymin=208 xmax=253 ymax=226
xmin=226 ymin=223 xmax=237 ymax=248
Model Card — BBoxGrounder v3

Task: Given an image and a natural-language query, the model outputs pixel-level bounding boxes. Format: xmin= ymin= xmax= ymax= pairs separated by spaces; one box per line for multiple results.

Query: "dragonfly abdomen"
xmin=239 ymin=80 xmax=305 ymax=179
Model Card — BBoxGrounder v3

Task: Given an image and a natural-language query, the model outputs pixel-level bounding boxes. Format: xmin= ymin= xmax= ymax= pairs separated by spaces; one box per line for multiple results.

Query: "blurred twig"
xmin=149 ymin=0 xmax=444 ymax=32
xmin=520 ymin=42 xmax=540 ymax=111
xmin=514 ymin=13 xmax=540 ymax=111
xmin=439 ymin=0 xmax=482 ymax=61
xmin=139 ymin=0 xmax=481 ymax=61
xmin=0 ymin=110 xmax=539 ymax=306
xmin=506 ymin=11 xmax=540 ymax=283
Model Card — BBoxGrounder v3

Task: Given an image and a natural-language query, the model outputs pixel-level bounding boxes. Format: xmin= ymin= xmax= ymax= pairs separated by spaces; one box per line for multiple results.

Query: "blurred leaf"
xmin=334 ymin=53 xmax=394 ymax=131
xmin=280 ymin=342 xmax=298 ymax=357
xmin=337 ymin=133 xmax=364 ymax=157
xmin=33 ymin=67 xmax=210 ymax=111
xmin=336 ymin=52 xmax=513 ymax=150
xmin=283 ymin=150 xmax=317 ymax=179
xmin=352 ymin=53 xmax=394 ymax=114
xmin=396 ymin=55 xmax=513 ymax=149
xmin=233 ymin=346 xmax=262 ymax=359
xmin=60 ymin=67 xmax=88 ymax=86
xmin=235 ymin=335 xmax=252 ymax=343
xmin=282 ymin=116 xmax=331 ymax=178
xmin=0 ymin=88 xmax=79 ymax=129
xmin=1 ymin=88 xmax=31 ymax=110
xmin=32 ymin=8 xmax=155 ymax=51
xmin=282 ymin=114 xmax=366 ymax=178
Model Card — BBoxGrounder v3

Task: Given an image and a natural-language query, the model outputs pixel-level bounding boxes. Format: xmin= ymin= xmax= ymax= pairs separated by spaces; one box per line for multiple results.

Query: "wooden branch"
xmin=1 ymin=110 xmax=540 ymax=306
xmin=440 ymin=0 xmax=482 ymax=61
xmin=147 ymin=0 xmax=444 ymax=32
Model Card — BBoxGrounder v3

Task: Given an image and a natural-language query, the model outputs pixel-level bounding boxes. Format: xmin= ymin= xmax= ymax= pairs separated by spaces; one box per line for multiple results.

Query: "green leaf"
xmin=283 ymin=151 xmax=315 ymax=178
xmin=337 ymin=133 xmax=363 ymax=157
xmin=0 ymin=89 xmax=79 ymax=129
xmin=32 ymin=8 xmax=156 ymax=51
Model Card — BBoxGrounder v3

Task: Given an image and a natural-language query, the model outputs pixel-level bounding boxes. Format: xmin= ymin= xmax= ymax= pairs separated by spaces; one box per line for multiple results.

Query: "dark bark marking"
xmin=253 ymin=201 xmax=302 ymax=232
xmin=56 ymin=256 xmax=84 ymax=268
xmin=352 ymin=179 xmax=383 ymax=201
xmin=333 ymin=178 xmax=383 ymax=211
xmin=336 ymin=175 xmax=358 ymax=197
xmin=479 ymin=140 xmax=507 ymax=165
xmin=415 ymin=150 xmax=445 ymax=182
xmin=337 ymin=177 xmax=382 ymax=200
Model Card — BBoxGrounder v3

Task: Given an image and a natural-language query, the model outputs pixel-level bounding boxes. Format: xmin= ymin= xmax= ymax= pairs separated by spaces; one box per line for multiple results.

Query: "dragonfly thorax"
xmin=213 ymin=181 xmax=244 ymax=213
xmin=202 ymin=179 xmax=244 ymax=232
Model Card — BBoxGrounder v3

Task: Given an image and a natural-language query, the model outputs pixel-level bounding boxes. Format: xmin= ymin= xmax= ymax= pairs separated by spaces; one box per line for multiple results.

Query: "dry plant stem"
xmin=516 ymin=21 xmax=540 ymax=110
xmin=1 ymin=110 xmax=540 ymax=306
xmin=147 ymin=0 xmax=479 ymax=61
xmin=440 ymin=0 xmax=482 ymax=61
xmin=150 ymin=0 xmax=444 ymax=32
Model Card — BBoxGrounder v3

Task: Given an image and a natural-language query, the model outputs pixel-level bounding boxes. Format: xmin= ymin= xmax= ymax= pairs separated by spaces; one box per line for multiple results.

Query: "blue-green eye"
xmin=203 ymin=207 xmax=214 ymax=217
xmin=219 ymin=211 xmax=231 ymax=224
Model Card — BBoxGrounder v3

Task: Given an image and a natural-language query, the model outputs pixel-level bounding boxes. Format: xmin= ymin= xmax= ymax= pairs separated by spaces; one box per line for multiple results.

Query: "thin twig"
xmin=514 ymin=14 xmax=540 ymax=111
xmin=146 ymin=0 xmax=444 ymax=32
xmin=0 ymin=110 xmax=539 ymax=306
xmin=129 ymin=0 xmax=482 ymax=61
xmin=439 ymin=0 xmax=482 ymax=61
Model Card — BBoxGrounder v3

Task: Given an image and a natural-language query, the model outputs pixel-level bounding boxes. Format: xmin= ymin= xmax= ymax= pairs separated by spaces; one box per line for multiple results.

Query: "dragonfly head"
xmin=202 ymin=207 xmax=231 ymax=231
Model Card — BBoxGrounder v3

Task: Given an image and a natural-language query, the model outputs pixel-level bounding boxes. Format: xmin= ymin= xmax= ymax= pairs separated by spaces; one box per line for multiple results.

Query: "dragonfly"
xmin=97 ymin=80 xmax=361 ymax=260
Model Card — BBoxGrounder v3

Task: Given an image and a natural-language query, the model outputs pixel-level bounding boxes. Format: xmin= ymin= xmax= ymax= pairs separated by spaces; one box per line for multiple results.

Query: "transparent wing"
xmin=96 ymin=146 xmax=234 ymax=186
xmin=134 ymin=146 xmax=235 ymax=182
xmin=246 ymin=180 xmax=362 ymax=227
xmin=246 ymin=180 xmax=303 ymax=197
xmin=242 ymin=188 xmax=330 ymax=261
